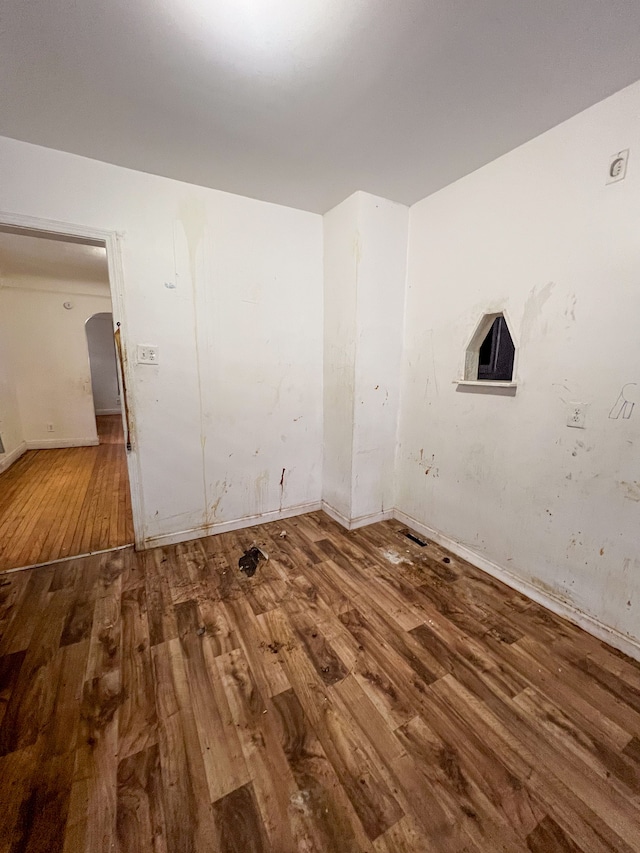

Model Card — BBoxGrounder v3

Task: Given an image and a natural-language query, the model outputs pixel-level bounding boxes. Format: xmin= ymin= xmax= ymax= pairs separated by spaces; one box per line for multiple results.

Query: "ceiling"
xmin=0 ymin=231 xmax=109 ymax=283
xmin=1 ymin=0 xmax=640 ymax=214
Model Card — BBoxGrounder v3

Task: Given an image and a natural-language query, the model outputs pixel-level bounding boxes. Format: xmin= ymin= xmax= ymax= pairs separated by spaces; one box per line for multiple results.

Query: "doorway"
xmin=0 ymin=220 xmax=138 ymax=570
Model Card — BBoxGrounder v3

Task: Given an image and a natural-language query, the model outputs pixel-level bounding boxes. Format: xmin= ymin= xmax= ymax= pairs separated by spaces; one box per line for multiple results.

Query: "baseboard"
xmin=142 ymin=501 xmax=323 ymax=550
xmin=0 ymin=441 xmax=27 ymax=474
xmin=95 ymin=408 xmax=121 ymax=416
xmin=25 ymin=437 xmax=100 ymax=449
xmin=393 ymin=508 xmax=640 ymax=663
xmin=321 ymin=501 xmax=394 ymax=531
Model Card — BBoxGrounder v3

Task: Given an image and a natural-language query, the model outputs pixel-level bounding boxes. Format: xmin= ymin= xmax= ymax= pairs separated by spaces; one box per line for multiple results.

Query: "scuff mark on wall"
xmin=619 ymin=481 xmax=640 ymax=501
xmin=352 ymin=231 xmax=362 ymax=263
xmin=552 ymin=383 xmax=572 ymax=404
xmin=279 ymin=467 xmax=286 ymax=511
xmin=210 ymin=479 xmax=229 ymax=518
xmin=564 ymin=294 xmax=577 ymax=324
xmin=520 ymin=280 xmax=555 ymax=346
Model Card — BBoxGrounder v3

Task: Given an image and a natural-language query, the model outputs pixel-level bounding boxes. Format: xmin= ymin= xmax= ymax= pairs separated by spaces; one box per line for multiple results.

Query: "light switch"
xmin=137 ymin=344 xmax=159 ymax=365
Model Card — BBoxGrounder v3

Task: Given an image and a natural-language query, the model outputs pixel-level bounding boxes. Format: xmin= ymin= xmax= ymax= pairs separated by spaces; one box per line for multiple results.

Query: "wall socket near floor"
xmin=46 ymin=423 xmax=55 ymax=432
xmin=137 ymin=344 xmax=159 ymax=365
xmin=566 ymin=403 xmax=587 ymax=429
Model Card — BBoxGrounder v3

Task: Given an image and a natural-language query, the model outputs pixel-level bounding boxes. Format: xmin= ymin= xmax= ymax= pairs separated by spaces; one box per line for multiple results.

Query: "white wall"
xmin=0 ymin=135 xmax=323 ymax=547
xmin=397 ymin=80 xmax=640 ymax=653
xmin=86 ymin=312 xmax=120 ymax=415
xmin=1 ymin=277 xmax=111 ymax=446
xmin=323 ymin=192 xmax=408 ymax=526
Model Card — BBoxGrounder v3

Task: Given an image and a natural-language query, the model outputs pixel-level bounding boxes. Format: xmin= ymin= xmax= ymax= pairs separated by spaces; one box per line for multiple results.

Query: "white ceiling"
xmin=1 ymin=0 xmax=640 ymax=213
xmin=0 ymin=231 xmax=109 ymax=283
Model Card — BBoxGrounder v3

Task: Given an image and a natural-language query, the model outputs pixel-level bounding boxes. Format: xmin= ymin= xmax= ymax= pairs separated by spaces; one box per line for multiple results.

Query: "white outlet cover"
xmin=566 ymin=402 xmax=588 ymax=429
xmin=606 ymin=149 xmax=629 ymax=184
xmin=137 ymin=344 xmax=159 ymax=365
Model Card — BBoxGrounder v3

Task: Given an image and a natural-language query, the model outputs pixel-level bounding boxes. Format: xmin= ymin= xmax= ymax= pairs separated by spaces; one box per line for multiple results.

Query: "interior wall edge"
xmin=0 ymin=441 xmax=27 ymax=474
xmin=393 ymin=508 xmax=640 ymax=663
xmin=141 ymin=500 xmax=323 ymax=550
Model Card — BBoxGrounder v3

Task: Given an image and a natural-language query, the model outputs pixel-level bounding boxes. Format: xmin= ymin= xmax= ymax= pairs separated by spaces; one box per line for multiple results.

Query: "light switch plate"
xmin=137 ymin=344 xmax=159 ymax=365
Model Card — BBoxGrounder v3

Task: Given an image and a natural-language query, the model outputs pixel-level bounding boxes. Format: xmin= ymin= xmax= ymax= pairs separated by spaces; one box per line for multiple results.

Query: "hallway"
xmin=0 ymin=415 xmax=133 ymax=571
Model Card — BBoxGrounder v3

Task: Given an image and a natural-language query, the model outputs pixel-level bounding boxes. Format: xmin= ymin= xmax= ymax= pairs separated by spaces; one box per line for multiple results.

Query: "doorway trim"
xmin=0 ymin=210 xmax=145 ymax=548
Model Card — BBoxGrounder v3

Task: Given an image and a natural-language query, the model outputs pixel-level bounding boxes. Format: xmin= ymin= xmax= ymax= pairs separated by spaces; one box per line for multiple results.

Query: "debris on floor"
xmin=238 ymin=546 xmax=268 ymax=577
xmin=279 ymin=530 xmax=287 ymax=538
xmin=380 ymin=548 xmax=407 ymax=566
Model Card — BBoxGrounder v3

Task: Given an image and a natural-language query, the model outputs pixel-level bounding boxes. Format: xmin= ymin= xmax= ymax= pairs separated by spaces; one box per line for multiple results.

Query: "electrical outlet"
xmin=46 ymin=423 xmax=54 ymax=433
xmin=566 ymin=403 xmax=587 ymax=429
xmin=137 ymin=344 xmax=159 ymax=365
xmin=607 ymin=149 xmax=629 ymax=184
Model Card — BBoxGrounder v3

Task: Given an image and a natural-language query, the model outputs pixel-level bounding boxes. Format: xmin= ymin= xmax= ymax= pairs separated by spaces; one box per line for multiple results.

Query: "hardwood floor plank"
xmin=260 ymin=607 xmax=404 ymax=841
xmin=526 ymin=815 xmax=584 ymax=853
xmin=0 ymin=416 xmax=133 ymax=572
xmin=117 ymin=743 xmax=167 ymax=853
xmin=211 ymin=783 xmax=270 ymax=853
xmin=0 ymin=510 xmax=639 ymax=851
xmin=175 ymin=599 xmax=250 ymax=801
xmin=119 ymin=585 xmax=158 ymax=759
xmin=152 ymin=638 xmax=219 ymax=852
xmin=270 ymin=687 xmax=375 ymax=852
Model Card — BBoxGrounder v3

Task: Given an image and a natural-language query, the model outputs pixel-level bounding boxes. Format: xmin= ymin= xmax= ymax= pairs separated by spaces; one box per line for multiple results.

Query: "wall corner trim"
xmin=321 ymin=501 xmax=394 ymax=530
xmin=393 ymin=508 xmax=640 ymax=663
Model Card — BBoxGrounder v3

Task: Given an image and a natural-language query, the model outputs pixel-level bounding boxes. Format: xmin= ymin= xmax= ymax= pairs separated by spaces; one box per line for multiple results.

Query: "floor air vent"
xmin=404 ymin=531 xmax=429 ymax=547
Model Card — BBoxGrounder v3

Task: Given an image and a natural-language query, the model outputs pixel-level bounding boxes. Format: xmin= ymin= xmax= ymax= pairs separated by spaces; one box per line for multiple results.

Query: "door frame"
xmin=0 ymin=210 xmax=145 ymax=548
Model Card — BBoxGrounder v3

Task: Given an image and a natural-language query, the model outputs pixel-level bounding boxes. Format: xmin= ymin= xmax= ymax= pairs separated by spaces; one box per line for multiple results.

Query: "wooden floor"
xmin=1 ymin=512 xmax=640 ymax=852
xmin=0 ymin=415 xmax=134 ymax=571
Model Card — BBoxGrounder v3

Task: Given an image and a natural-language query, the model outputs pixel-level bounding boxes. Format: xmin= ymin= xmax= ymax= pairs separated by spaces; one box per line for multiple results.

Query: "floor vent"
xmin=404 ymin=531 xmax=429 ymax=547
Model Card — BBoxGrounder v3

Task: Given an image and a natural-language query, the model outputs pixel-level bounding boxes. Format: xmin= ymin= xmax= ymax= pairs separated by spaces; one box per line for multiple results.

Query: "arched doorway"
xmin=86 ymin=312 xmax=121 ymax=417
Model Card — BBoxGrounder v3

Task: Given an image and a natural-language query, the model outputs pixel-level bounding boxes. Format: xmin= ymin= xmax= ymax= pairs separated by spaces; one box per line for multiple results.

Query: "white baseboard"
xmin=321 ymin=501 xmax=393 ymax=531
xmin=0 ymin=441 xmax=27 ymax=474
xmin=393 ymin=508 xmax=640 ymax=663
xmin=26 ymin=437 xmax=100 ymax=449
xmin=142 ymin=501 xmax=323 ymax=550
xmin=95 ymin=408 xmax=121 ymax=416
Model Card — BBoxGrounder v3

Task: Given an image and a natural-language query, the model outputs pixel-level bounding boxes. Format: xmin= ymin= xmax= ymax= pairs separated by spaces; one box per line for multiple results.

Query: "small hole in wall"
xmin=465 ymin=312 xmax=516 ymax=382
